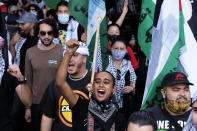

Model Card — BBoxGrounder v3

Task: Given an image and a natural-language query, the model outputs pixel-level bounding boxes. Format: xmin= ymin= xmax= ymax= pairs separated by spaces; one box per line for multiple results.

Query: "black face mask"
xmin=7 ymin=26 xmax=19 ymax=33
xmin=108 ymin=34 xmax=120 ymax=42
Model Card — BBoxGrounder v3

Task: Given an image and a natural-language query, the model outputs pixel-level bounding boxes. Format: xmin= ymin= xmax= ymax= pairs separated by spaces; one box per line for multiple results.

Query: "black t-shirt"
xmin=0 ymin=72 xmax=19 ymax=130
xmin=41 ymin=72 xmax=91 ymax=131
xmin=146 ymin=105 xmax=191 ymax=131
xmin=72 ymin=97 xmax=126 ymax=131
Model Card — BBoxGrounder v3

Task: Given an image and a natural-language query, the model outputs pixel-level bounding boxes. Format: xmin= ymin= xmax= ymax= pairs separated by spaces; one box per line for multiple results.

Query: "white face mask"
xmin=30 ymin=10 xmax=37 ymax=17
xmin=108 ymin=20 xmax=112 ymax=25
xmin=58 ymin=14 xmax=69 ymax=24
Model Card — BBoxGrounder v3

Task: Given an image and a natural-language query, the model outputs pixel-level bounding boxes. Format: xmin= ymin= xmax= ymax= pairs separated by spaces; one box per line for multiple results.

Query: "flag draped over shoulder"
xmin=68 ymin=0 xmax=108 ymax=71
xmin=141 ymin=0 xmax=185 ymax=109
xmin=137 ymin=0 xmax=156 ymax=58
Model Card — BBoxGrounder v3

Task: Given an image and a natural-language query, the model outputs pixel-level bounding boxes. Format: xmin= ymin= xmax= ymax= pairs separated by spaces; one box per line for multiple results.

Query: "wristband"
xmin=25 ymin=106 xmax=31 ymax=109
xmin=18 ymin=79 xmax=27 ymax=84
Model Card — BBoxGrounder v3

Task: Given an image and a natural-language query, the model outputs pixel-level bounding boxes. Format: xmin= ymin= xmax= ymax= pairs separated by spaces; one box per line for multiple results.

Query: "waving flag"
xmin=68 ymin=0 xmax=108 ymax=71
xmin=137 ymin=0 xmax=156 ymax=58
xmin=179 ymin=0 xmax=197 ymax=97
xmin=43 ymin=0 xmax=62 ymax=9
xmin=141 ymin=0 xmax=185 ymax=109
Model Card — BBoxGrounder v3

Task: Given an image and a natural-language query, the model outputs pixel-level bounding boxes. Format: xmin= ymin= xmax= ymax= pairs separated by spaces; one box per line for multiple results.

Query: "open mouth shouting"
xmin=97 ymin=89 xmax=105 ymax=97
xmin=68 ymin=63 xmax=75 ymax=71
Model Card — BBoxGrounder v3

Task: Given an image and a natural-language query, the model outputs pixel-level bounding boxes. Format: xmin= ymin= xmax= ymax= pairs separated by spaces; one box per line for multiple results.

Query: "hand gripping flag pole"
xmin=89 ymin=16 xmax=102 ymax=98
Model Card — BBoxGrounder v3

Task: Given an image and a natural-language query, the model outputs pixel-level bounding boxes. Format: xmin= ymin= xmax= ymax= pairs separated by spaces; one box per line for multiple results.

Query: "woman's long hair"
xmin=0 ymin=10 xmax=9 ymax=70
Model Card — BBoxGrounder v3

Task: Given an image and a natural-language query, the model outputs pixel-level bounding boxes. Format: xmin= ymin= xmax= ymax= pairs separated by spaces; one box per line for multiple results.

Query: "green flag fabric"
xmin=137 ymin=0 xmax=155 ymax=58
xmin=43 ymin=0 xmax=63 ymax=9
xmin=68 ymin=0 xmax=108 ymax=70
xmin=141 ymin=0 xmax=185 ymax=109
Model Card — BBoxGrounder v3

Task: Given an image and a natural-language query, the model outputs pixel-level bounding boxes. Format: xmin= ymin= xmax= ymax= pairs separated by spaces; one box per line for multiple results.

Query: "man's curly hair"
xmin=34 ymin=19 xmax=58 ymax=38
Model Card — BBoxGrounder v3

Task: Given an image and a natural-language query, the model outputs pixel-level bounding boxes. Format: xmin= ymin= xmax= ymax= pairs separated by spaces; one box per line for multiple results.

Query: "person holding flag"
xmin=56 ymin=40 xmax=126 ymax=131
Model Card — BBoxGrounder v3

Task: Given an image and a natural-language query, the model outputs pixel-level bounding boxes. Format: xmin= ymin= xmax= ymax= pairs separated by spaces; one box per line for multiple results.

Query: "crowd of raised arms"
xmin=0 ymin=0 xmax=196 ymax=131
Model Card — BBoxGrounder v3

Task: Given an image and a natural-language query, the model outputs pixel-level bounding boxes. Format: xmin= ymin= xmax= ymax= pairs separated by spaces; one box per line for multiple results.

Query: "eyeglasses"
xmin=39 ymin=31 xmax=53 ymax=36
xmin=117 ymin=69 xmax=121 ymax=80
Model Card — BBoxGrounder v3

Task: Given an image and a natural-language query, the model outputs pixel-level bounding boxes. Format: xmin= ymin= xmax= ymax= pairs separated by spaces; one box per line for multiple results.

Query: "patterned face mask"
xmin=111 ymin=49 xmax=126 ymax=61
xmin=166 ymin=99 xmax=191 ymax=115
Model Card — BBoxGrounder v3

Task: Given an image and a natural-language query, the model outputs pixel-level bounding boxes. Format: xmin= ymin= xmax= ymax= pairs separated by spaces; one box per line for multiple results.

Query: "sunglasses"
xmin=117 ymin=69 xmax=121 ymax=80
xmin=11 ymin=10 xmax=18 ymax=14
xmin=39 ymin=31 xmax=53 ymax=36
xmin=193 ymin=107 xmax=197 ymax=112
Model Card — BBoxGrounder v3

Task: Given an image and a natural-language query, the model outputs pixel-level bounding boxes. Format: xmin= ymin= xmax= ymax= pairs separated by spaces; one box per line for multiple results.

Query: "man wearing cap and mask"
xmin=40 ymin=39 xmax=91 ymax=131
xmin=6 ymin=5 xmax=19 ymax=43
xmin=9 ymin=12 xmax=38 ymax=66
xmin=8 ymin=12 xmax=38 ymax=130
xmin=146 ymin=72 xmax=193 ymax=131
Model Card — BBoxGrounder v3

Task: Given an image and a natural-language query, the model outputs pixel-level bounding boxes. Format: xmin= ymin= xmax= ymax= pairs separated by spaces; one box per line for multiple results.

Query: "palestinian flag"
xmin=137 ymin=0 xmax=156 ymax=58
xmin=43 ymin=0 xmax=62 ymax=9
xmin=68 ymin=0 xmax=108 ymax=71
xmin=178 ymin=0 xmax=197 ymax=97
xmin=141 ymin=0 xmax=185 ymax=109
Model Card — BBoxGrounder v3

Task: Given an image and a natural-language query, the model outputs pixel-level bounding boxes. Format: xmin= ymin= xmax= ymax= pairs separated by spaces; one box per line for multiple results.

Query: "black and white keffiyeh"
xmin=0 ymin=53 xmax=5 ymax=86
xmin=88 ymin=96 xmax=116 ymax=123
xmin=88 ymin=96 xmax=117 ymax=130
xmin=14 ymin=37 xmax=26 ymax=65
xmin=106 ymin=56 xmax=136 ymax=108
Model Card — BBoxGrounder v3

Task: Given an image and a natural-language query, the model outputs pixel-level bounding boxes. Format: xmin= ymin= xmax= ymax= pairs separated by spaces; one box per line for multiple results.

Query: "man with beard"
xmin=56 ymin=40 xmax=126 ymax=131
xmin=8 ymin=12 xmax=38 ymax=131
xmin=146 ymin=72 xmax=193 ymax=131
xmin=40 ymin=40 xmax=91 ymax=131
xmin=9 ymin=12 xmax=37 ymax=66
xmin=25 ymin=19 xmax=63 ymax=131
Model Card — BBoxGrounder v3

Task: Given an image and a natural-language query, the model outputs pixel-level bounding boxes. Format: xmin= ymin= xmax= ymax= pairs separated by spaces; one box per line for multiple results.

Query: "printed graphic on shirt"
xmin=48 ymin=59 xmax=58 ymax=65
xmin=156 ymin=120 xmax=186 ymax=130
xmin=59 ymin=96 xmax=72 ymax=127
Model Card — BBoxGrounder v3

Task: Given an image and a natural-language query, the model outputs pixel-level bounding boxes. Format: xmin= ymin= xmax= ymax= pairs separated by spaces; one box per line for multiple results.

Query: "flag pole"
xmin=89 ymin=16 xmax=102 ymax=98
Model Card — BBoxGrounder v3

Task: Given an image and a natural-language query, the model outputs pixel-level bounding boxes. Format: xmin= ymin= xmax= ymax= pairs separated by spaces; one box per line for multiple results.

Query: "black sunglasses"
xmin=39 ymin=31 xmax=53 ymax=36
xmin=117 ymin=69 xmax=121 ymax=80
xmin=193 ymin=107 xmax=197 ymax=112
xmin=11 ymin=10 xmax=18 ymax=14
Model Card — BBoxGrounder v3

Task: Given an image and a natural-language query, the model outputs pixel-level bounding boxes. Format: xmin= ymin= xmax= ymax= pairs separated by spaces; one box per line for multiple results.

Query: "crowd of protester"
xmin=0 ymin=0 xmax=196 ymax=131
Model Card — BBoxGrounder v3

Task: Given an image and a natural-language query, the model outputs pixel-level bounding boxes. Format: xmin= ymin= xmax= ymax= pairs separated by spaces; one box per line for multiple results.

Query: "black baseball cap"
xmin=161 ymin=72 xmax=193 ymax=87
